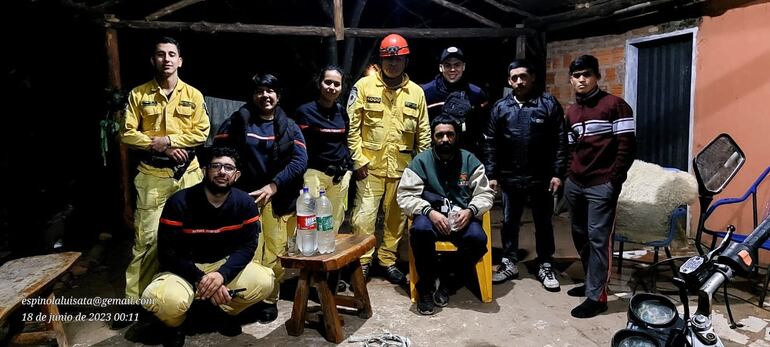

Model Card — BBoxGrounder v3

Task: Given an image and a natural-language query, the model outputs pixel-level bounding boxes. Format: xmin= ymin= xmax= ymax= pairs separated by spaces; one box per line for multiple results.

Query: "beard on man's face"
xmin=204 ymin=176 xmax=232 ymax=194
xmin=435 ymin=141 xmax=456 ymax=155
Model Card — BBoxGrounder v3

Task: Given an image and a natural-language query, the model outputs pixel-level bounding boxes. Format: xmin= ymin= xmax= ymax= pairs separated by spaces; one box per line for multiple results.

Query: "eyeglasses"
xmin=208 ymin=163 xmax=237 ymax=173
xmin=571 ymin=71 xmax=595 ymax=79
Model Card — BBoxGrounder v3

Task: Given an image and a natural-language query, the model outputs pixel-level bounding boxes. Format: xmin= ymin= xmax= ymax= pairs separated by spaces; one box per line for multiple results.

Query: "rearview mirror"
xmin=693 ymin=133 xmax=745 ymax=195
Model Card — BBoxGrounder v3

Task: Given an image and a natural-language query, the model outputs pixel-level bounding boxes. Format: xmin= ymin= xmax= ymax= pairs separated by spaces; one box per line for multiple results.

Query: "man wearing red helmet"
xmin=347 ymin=33 xmax=431 ymax=284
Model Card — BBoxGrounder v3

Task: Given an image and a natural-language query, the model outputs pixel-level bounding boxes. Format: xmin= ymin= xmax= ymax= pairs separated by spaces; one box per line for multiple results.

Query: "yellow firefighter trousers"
xmin=141 ymin=259 xmax=275 ymax=327
xmin=303 ymin=168 xmax=352 ymax=233
xmin=351 ymin=174 xmax=406 ymax=267
xmin=254 ymin=201 xmax=296 ymax=304
xmin=125 ymin=169 xmax=203 ymax=299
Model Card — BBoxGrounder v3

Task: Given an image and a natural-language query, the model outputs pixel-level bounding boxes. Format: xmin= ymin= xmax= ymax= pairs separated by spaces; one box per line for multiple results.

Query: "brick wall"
xmin=545 ymin=20 xmax=698 ymax=110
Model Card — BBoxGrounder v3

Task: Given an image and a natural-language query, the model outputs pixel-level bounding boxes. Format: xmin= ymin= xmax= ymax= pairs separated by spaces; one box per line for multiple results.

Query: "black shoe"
xmin=218 ymin=313 xmax=242 ymax=337
xmin=162 ymin=326 xmax=185 ymax=347
xmin=570 ymin=298 xmax=608 ymax=318
xmin=417 ymin=292 xmax=435 ymax=315
xmin=337 ymin=279 xmax=349 ymax=292
xmin=567 ymin=285 xmax=586 ymax=297
xmin=361 ymin=263 xmax=371 ymax=280
xmin=492 ymin=258 xmax=518 ymax=284
xmin=254 ymin=302 xmax=278 ymax=323
xmin=384 ymin=265 xmax=406 ymax=285
xmin=433 ymin=284 xmax=449 ymax=307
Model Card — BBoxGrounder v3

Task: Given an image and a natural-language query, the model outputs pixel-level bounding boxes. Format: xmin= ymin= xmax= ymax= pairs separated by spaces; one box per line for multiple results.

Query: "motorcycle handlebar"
xmin=718 ymin=217 xmax=770 ymax=276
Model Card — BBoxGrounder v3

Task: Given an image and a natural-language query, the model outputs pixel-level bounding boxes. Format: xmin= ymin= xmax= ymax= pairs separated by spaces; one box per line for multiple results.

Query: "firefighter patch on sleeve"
xmin=347 ymin=87 xmax=358 ymax=109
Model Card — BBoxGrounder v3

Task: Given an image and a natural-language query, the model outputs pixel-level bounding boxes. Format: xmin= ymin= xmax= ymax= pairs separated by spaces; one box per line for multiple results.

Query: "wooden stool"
xmin=0 ymin=252 xmax=81 ymax=347
xmin=279 ymin=234 xmax=375 ymax=343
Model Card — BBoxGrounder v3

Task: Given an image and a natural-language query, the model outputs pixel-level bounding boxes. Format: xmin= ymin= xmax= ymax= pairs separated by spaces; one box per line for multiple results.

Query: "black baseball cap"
xmin=440 ymin=46 xmax=465 ymax=63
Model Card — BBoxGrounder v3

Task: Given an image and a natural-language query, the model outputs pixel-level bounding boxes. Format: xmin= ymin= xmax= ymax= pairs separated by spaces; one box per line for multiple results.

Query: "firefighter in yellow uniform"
xmin=347 ymin=34 xmax=431 ymax=284
xmin=120 ymin=36 xmax=210 ymax=300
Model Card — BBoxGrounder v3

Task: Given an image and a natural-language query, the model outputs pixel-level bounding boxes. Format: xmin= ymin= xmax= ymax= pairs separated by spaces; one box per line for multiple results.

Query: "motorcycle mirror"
xmin=693 ymin=133 xmax=745 ymax=195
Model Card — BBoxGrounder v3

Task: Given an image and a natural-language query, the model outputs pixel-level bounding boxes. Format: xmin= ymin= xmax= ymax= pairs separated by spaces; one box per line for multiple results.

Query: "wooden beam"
xmin=482 ymin=0 xmax=534 ymax=18
xmin=529 ymin=0 xmax=641 ymax=28
xmin=105 ymin=20 xmax=535 ymax=38
xmin=333 ymin=0 xmax=344 ymax=41
xmin=346 ymin=27 xmax=533 ymax=38
xmin=145 ymin=0 xmax=205 ymax=21
xmin=427 ymin=0 xmax=501 ymax=28
xmin=108 ymin=20 xmax=336 ymax=36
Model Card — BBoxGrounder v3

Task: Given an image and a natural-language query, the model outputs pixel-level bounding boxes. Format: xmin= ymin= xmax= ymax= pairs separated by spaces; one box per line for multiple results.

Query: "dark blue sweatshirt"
xmin=158 ymin=183 xmax=260 ymax=285
xmin=294 ymin=101 xmax=351 ymax=171
xmin=216 ymin=105 xmax=308 ymax=215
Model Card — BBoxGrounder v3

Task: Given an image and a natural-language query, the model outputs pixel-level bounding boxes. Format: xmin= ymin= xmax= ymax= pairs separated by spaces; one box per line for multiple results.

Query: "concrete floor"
xmin=56 ymin=206 xmax=770 ymax=346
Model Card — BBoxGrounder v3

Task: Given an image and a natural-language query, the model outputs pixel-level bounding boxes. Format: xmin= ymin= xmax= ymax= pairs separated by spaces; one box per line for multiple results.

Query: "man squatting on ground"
xmin=141 ymin=146 xmax=274 ymax=346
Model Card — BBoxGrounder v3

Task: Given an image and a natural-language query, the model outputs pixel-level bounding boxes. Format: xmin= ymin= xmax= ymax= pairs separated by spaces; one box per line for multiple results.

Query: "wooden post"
xmin=515 ymin=23 xmax=526 ymax=59
xmin=333 ymin=0 xmax=344 ymax=41
xmin=104 ymin=22 xmax=132 ymax=229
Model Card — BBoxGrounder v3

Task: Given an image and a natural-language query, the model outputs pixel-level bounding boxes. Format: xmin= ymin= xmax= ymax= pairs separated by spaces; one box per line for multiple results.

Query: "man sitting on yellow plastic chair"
xmin=396 ymin=114 xmax=495 ymax=315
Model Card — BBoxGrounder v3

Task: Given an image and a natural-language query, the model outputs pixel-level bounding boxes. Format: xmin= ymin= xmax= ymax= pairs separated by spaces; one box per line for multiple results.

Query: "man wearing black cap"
xmin=422 ymin=46 xmax=488 ymax=157
xmin=563 ymin=55 xmax=635 ymax=318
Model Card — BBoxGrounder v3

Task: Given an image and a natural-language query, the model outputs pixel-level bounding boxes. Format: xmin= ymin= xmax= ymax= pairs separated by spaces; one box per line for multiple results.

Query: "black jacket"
xmin=483 ymin=92 xmax=568 ymax=190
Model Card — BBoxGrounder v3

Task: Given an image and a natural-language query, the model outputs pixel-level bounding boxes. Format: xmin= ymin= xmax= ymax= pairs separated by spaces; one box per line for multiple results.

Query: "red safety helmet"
xmin=379 ymin=34 xmax=410 ymax=57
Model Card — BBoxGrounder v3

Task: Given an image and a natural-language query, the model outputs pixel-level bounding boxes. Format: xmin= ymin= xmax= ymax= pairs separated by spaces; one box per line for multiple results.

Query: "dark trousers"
xmin=410 ymin=214 xmax=487 ymax=295
xmin=501 ymin=186 xmax=555 ymax=264
xmin=564 ymin=178 xmax=619 ymax=303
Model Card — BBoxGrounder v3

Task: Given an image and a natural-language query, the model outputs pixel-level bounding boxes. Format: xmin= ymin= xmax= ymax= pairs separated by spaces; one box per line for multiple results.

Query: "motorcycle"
xmin=613 ymin=134 xmax=770 ymax=347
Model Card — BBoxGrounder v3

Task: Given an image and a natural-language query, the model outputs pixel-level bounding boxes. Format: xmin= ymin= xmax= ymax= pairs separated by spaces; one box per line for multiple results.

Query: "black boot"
xmin=162 ymin=325 xmax=185 ymax=347
xmin=218 ymin=312 xmax=242 ymax=337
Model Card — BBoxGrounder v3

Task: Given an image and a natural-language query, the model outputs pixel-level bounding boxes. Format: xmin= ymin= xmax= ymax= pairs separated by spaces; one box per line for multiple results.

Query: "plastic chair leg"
xmin=477 ymin=213 xmax=493 ymax=303
xmin=408 ymin=238 xmax=418 ymax=303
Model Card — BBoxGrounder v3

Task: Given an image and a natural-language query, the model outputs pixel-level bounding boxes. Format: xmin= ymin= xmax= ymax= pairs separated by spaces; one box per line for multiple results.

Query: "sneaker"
xmin=433 ymin=283 xmax=449 ymax=307
xmin=570 ymin=298 xmax=608 ymax=318
xmin=384 ymin=264 xmax=406 ymax=285
xmin=537 ymin=262 xmax=560 ymax=292
xmin=417 ymin=292 xmax=435 ymax=315
xmin=567 ymin=285 xmax=586 ymax=297
xmin=361 ymin=263 xmax=371 ymax=280
xmin=492 ymin=258 xmax=518 ymax=284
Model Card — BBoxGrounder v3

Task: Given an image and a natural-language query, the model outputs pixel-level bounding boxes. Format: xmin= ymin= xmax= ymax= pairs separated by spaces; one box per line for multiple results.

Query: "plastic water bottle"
xmin=296 ymin=186 xmax=317 ymax=256
xmin=316 ymin=190 xmax=335 ymax=254
xmin=448 ymin=206 xmax=462 ymax=232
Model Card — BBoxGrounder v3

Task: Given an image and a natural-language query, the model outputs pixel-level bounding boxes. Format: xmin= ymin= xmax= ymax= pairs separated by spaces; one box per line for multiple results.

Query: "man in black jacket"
xmin=483 ymin=59 xmax=568 ymax=292
xmin=141 ymin=147 xmax=274 ymax=346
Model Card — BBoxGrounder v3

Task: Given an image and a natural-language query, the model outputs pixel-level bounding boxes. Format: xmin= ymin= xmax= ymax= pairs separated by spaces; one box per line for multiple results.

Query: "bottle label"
xmin=297 ymin=215 xmax=316 ymax=231
xmin=317 ymin=215 xmax=333 ymax=232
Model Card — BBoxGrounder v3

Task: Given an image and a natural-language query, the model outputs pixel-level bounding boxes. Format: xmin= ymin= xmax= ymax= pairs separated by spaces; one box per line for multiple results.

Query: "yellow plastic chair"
xmin=408 ymin=212 xmax=492 ymax=303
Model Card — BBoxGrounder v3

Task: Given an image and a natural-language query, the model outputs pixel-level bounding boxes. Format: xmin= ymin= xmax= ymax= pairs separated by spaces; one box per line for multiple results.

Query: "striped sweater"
xmin=565 ymin=88 xmax=636 ymax=187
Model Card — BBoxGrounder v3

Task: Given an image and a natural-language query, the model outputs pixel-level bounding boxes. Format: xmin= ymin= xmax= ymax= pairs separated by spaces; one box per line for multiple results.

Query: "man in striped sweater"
xmin=564 ymin=55 xmax=636 ymax=318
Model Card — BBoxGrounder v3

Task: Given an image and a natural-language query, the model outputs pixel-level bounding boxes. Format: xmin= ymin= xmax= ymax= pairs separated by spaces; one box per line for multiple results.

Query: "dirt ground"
xmin=49 ymin=207 xmax=770 ymax=346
